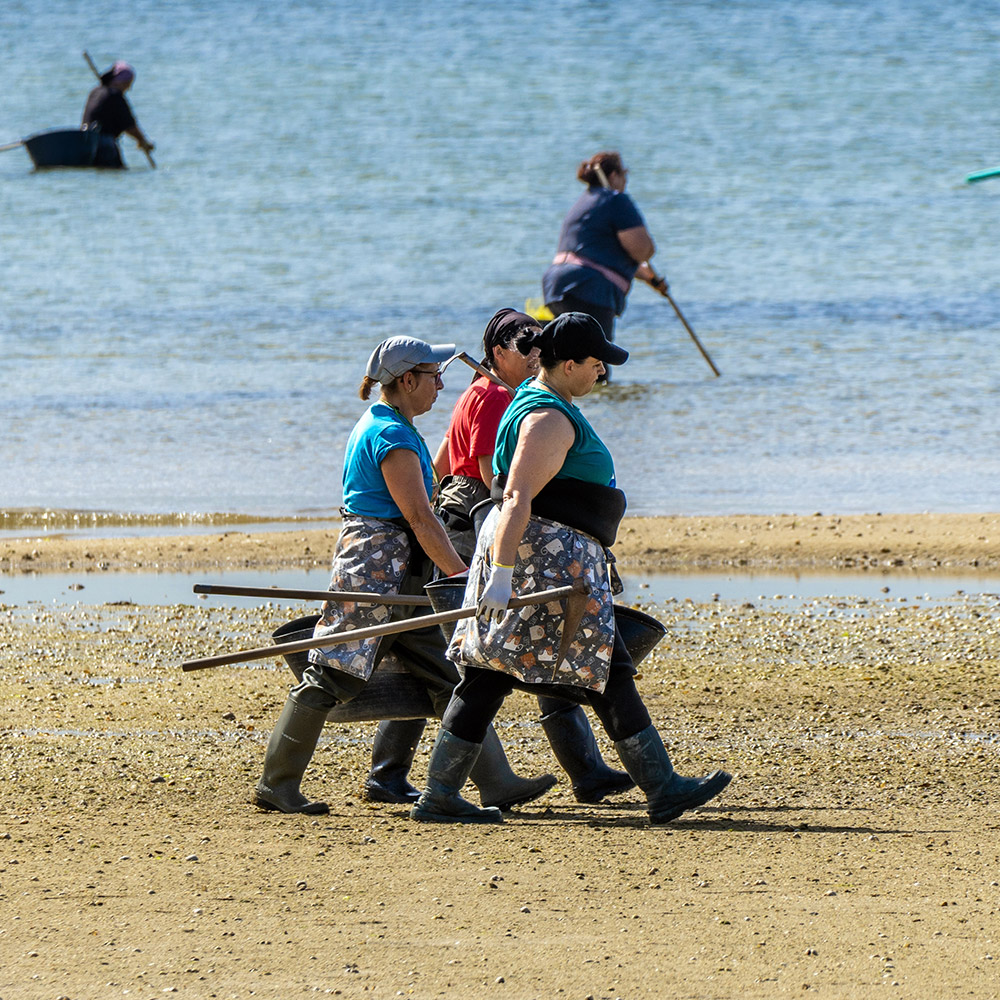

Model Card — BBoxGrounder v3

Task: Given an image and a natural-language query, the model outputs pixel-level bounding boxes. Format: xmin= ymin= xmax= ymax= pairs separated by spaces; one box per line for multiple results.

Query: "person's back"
xmin=82 ymin=84 xmax=136 ymax=139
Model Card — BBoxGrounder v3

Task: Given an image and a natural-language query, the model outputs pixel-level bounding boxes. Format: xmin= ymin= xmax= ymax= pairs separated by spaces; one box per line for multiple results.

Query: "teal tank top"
xmin=492 ymin=380 xmax=616 ymax=487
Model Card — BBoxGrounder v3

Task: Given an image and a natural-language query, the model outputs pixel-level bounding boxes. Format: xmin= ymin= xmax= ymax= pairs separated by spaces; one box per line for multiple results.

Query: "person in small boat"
xmin=542 ymin=151 xmax=665 ymax=347
xmin=255 ymin=336 xmax=555 ymax=815
xmin=367 ymin=310 xmax=635 ymax=805
xmin=82 ymin=61 xmax=155 ymax=168
xmin=411 ymin=313 xmax=732 ymax=824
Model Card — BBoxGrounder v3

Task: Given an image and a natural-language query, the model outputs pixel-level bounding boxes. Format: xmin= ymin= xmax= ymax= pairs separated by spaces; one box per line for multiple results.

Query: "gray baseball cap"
xmin=366 ymin=336 xmax=456 ymax=385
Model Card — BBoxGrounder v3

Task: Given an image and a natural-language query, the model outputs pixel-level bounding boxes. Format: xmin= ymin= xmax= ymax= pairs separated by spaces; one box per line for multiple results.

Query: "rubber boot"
xmin=254 ymin=696 xmax=330 ymax=815
xmin=469 ymin=725 xmax=557 ymax=811
xmin=364 ymin=719 xmax=427 ymax=803
xmin=410 ymin=730 xmax=504 ymax=824
xmin=540 ymin=705 xmax=635 ymax=803
xmin=614 ymin=724 xmax=731 ymax=825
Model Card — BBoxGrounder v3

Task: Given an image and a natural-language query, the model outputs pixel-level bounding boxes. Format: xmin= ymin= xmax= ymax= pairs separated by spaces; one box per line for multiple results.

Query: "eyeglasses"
xmin=410 ymin=367 xmax=442 ymax=379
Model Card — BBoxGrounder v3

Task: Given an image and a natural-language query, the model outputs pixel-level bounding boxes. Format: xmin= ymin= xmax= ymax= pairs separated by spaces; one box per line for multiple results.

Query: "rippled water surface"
xmin=2 ymin=0 xmax=1000 ymax=518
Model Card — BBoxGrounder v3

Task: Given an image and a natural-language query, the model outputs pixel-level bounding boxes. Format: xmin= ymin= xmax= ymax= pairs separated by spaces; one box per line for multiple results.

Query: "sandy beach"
xmin=2 ymin=513 xmax=1000 ymax=999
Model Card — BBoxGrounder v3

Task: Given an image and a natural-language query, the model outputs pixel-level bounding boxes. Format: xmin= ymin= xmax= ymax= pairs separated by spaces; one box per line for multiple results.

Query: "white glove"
xmin=477 ymin=563 xmax=514 ymax=624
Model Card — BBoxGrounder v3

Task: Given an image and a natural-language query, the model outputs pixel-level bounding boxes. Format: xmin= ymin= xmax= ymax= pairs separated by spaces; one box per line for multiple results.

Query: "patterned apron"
xmin=307 ymin=516 xmax=413 ymax=681
xmin=448 ymin=506 xmax=614 ymax=692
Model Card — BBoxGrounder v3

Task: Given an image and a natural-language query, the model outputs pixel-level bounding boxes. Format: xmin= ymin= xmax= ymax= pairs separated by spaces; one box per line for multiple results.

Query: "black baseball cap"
xmin=540 ymin=312 xmax=629 ymax=366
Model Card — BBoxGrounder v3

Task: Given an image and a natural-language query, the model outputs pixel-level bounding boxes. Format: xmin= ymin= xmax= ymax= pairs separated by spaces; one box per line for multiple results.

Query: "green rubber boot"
xmin=540 ymin=705 xmax=635 ymax=803
xmin=615 ymin=724 xmax=731 ymax=825
xmin=470 ymin=724 xmax=557 ymax=811
xmin=254 ymin=696 xmax=330 ymax=815
xmin=411 ymin=730 xmax=503 ymax=824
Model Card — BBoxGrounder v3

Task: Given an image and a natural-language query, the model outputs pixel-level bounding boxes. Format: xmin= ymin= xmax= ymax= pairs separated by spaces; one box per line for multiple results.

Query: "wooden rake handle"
xmin=193 ymin=583 xmax=432 ymax=606
xmin=181 ymin=580 xmax=589 ymax=672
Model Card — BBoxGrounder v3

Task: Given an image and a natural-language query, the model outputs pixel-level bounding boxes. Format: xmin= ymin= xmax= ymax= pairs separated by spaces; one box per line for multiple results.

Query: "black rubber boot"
xmin=364 ymin=719 xmax=427 ymax=803
xmin=411 ymin=730 xmax=504 ymax=824
xmin=540 ymin=705 xmax=635 ymax=803
xmin=614 ymin=724 xmax=731 ymax=824
xmin=254 ymin=696 xmax=330 ymax=814
xmin=469 ymin=725 xmax=557 ymax=811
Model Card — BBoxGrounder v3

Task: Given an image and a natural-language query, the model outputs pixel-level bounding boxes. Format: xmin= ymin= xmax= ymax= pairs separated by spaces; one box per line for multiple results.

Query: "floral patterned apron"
xmin=448 ymin=506 xmax=614 ymax=692
xmin=308 ymin=515 xmax=412 ymax=681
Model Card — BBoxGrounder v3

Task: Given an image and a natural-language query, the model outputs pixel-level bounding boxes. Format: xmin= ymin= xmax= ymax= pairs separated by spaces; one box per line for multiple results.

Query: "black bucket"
xmin=271 ymin=614 xmax=322 ymax=681
xmin=270 ymin=613 xmax=434 ymax=721
xmin=24 ymin=128 xmax=100 ymax=168
xmin=423 ymin=577 xmax=469 ymax=641
xmin=614 ymin=604 xmax=667 ymax=667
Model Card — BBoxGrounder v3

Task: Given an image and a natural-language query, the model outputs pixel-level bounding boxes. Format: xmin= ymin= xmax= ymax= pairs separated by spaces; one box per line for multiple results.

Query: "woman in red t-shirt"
xmin=365 ymin=310 xmax=635 ymax=807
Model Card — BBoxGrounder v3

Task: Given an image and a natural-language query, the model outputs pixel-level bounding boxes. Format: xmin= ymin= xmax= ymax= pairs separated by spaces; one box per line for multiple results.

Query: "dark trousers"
xmin=443 ymin=628 xmax=651 ymax=744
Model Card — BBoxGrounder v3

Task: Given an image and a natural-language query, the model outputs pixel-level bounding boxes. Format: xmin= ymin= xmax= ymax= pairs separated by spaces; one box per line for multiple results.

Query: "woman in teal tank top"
xmin=254 ymin=335 xmax=554 ymax=817
xmin=412 ymin=313 xmax=732 ymax=827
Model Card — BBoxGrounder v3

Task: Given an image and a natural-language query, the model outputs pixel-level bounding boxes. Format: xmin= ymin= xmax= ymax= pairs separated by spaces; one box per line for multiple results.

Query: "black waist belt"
xmin=491 ymin=474 xmax=626 ymax=548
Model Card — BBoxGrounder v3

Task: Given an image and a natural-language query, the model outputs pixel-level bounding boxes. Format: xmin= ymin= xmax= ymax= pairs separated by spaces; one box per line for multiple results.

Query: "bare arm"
xmin=124 ymin=123 xmax=154 ymax=151
xmin=617 ymin=224 xmax=656 ymax=265
xmin=381 ymin=449 xmax=466 ymax=575
xmin=433 ymin=433 xmax=451 ymax=479
xmin=477 ymin=453 xmax=493 ymax=484
xmin=491 ymin=409 xmax=575 ymax=566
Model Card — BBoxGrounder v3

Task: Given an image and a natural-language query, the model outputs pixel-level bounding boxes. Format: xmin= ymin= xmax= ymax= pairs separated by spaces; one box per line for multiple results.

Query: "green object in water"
xmin=966 ymin=165 xmax=1000 ymax=183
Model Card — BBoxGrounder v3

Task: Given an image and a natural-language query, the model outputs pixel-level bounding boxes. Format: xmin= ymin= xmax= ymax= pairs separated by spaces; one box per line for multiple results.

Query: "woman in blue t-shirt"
xmin=255 ymin=336 xmax=555 ymax=815
xmin=412 ymin=314 xmax=732 ymax=825
xmin=542 ymin=151 xmax=666 ymax=344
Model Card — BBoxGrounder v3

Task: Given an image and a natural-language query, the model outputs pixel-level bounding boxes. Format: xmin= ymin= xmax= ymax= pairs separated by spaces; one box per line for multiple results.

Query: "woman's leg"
xmin=546 ymin=295 xmax=617 ymax=341
xmin=371 ymin=621 xmax=555 ymax=807
xmin=536 ymin=695 xmax=634 ymax=803
xmin=254 ymin=663 xmax=362 ymax=815
xmin=411 ymin=667 xmax=517 ymax=824
xmin=584 ymin=632 xmax=732 ymax=824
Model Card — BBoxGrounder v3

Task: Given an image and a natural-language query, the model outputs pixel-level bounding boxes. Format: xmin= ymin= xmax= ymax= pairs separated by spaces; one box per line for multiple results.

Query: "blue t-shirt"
xmin=542 ymin=187 xmax=646 ymax=314
xmin=493 ymin=381 xmax=616 ymax=487
xmin=342 ymin=402 xmax=435 ymax=518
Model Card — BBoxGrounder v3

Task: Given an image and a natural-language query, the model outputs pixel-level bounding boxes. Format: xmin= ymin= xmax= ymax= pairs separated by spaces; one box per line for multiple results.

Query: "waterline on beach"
xmin=2 ymin=565 xmax=997 ymax=609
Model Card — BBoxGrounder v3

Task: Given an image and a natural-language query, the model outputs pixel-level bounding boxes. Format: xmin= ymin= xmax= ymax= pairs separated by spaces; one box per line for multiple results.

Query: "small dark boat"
xmin=22 ymin=128 xmax=103 ymax=169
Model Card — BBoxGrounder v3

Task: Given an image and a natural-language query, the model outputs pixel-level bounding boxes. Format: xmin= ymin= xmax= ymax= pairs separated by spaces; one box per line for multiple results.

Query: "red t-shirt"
xmin=447 ymin=377 xmax=513 ymax=480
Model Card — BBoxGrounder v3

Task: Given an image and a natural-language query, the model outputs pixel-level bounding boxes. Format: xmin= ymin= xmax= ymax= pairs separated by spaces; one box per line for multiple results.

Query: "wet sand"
xmin=2 ymin=513 xmax=1000 ymax=998
xmin=4 ymin=511 xmax=1000 ymax=575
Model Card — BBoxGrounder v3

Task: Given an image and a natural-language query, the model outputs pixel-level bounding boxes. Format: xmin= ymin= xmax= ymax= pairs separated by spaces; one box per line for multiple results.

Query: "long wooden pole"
xmin=442 ymin=352 xmax=513 ymax=391
xmin=193 ymin=582 xmax=432 ymax=606
xmin=181 ymin=581 xmax=587 ymax=672
xmin=643 ymin=266 xmax=721 ymax=377
xmin=663 ymin=290 xmax=721 ymax=377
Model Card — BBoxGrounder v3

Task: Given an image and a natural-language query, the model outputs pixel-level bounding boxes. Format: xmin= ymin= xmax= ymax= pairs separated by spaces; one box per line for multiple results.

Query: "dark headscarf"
xmin=481 ymin=308 xmax=539 ymax=370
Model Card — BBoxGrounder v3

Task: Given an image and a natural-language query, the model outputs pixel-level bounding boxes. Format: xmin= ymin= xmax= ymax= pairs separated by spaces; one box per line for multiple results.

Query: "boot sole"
xmin=649 ymin=770 xmax=732 ymax=825
xmin=411 ymin=806 xmax=503 ymax=824
xmin=364 ymin=783 xmax=420 ymax=804
xmin=253 ymin=793 xmax=330 ymax=815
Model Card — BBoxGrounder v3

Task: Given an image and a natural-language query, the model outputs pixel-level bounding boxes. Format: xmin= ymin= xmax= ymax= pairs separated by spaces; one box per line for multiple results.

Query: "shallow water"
xmin=2 ymin=1 xmax=1000 ymax=518
xmin=2 ymin=566 xmax=996 ymax=608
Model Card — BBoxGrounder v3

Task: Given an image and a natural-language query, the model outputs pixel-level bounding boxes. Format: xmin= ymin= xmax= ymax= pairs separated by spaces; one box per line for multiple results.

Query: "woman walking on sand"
xmin=411 ymin=313 xmax=732 ymax=824
xmin=255 ymin=336 xmax=555 ymax=815
xmin=366 ymin=309 xmax=635 ymax=808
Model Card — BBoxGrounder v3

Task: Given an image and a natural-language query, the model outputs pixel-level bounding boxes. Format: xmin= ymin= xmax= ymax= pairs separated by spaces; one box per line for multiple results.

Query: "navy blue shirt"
xmin=82 ymin=86 xmax=136 ymax=138
xmin=542 ymin=187 xmax=646 ymax=314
